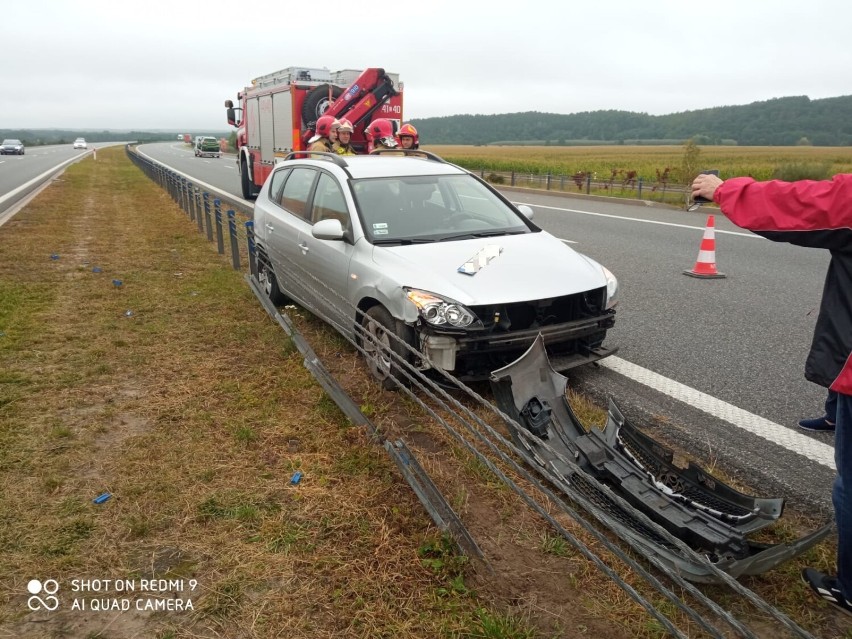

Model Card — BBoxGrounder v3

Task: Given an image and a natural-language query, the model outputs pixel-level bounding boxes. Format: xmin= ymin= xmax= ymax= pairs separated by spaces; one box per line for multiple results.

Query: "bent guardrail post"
xmin=245 ymin=220 xmax=256 ymax=276
xmin=227 ymin=211 xmax=240 ymax=270
xmin=207 ymin=198 xmax=216 ymax=243
xmin=189 ymin=186 xmax=201 ymax=222
xmin=183 ymin=180 xmax=191 ymax=214
xmin=184 ymin=182 xmax=193 ymax=220
xmin=200 ymin=193 xmax=208 ymax=234
xmin=215 ymin=206 xmax=225 ymax=255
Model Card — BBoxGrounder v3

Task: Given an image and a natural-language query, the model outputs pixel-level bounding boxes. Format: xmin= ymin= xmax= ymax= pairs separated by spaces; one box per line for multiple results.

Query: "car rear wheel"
xmin=257 ymin=255 xmax=287 ymax=306
xmin=360 ymin=306 xmax=414 ymax=390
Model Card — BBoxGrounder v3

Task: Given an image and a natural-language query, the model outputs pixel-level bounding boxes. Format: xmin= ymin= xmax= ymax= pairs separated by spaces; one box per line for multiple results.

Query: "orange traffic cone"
xmin=683 ymin=214 xmax=726 ymax=279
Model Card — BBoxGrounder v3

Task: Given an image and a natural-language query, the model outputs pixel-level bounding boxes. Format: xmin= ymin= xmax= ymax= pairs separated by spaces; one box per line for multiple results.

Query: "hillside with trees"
xmin=412 ymin=95 xmax=852 ymax=146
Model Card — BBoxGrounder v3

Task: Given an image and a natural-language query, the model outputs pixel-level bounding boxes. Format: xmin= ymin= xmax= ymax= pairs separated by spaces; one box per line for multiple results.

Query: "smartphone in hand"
xmin=692 ymin=169 xmax=719 ymax=204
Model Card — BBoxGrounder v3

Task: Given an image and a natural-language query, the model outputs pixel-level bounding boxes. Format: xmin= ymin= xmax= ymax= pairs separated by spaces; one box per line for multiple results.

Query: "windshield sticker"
xmin=374 ymin=229 xmax=389 ymax=235
xmin=372 ymin=223 xmax=388 ymax=229
xmin=458 ymin=244 xmax=503 ymax=276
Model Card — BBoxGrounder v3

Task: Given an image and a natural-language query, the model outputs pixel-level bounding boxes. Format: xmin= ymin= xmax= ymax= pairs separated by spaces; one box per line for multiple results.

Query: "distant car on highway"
xmin=73 ymin=138 xmax=87 ymax=150
xmin=0 ymin=139 xmax=25 ymax=155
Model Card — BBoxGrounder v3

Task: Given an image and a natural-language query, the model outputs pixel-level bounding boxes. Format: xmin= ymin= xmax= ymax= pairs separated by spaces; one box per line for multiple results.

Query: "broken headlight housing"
xmin=405 ymin=288 xmax=481 ymax=329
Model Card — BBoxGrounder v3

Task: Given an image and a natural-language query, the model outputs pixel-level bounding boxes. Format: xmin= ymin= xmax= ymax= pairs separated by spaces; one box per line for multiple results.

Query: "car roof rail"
xmin=281 ymin=151 xmax=349 ymax=168
xmin=368 ymin=149 xmax=447 ymax=163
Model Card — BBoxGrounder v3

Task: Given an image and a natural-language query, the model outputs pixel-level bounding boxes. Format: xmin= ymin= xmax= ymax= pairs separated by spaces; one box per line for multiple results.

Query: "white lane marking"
xmin=516 ymin=202 xmax=760 ymax=239
xmin=601 ymin=356 xmax=836 ymax=470
xmin=0 ymin=151 xmax=92 ymax=208
xmin=558 ymin=238 xmax=577 ymax=245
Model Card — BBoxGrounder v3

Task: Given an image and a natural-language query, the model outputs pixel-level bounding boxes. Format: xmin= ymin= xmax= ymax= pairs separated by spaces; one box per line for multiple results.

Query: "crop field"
xmin=427 ymin=144 xmax=852 ymax=183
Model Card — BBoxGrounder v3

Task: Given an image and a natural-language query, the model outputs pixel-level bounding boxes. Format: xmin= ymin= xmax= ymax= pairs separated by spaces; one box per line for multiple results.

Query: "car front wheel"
xmin=360 ymin=306 xmax=414 ymax=390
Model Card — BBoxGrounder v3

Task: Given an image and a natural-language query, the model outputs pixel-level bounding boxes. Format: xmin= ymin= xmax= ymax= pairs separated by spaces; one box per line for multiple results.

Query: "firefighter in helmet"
xmin=367 ymin=118 xmax=398 ymax=153
xmin=397 ymin=123 xmax=419 ymax=150
xmin=333 ymin=119 xmax=356 ymax=156
xmin=308 ymin=115 xmax=339 ymax=152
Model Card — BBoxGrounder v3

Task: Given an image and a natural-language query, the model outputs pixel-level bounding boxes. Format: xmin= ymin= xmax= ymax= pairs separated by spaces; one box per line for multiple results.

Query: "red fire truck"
xmin=225 ymin=66 xmax=403 ymax=200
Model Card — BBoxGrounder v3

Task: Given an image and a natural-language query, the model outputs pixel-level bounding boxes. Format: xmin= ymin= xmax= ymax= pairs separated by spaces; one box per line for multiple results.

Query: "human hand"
xmin=691 ymin=173 xmax=723 ymax=202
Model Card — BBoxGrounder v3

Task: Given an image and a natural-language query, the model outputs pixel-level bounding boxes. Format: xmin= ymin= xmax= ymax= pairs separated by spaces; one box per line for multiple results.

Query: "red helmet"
xmin=397 ymin=123 xmax=419 ymax=145
xmin=315 ymin=115 xmax=338 ymax=137
xmin=367 ymin=118 xmax=397 ymax=147
xmin=337 ymin=118 xmax=353 ymax=133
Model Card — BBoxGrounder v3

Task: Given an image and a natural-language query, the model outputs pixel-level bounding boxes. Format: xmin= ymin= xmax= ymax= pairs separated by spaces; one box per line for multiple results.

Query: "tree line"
xmin=411 ymin=95 xmax=852 ymax=146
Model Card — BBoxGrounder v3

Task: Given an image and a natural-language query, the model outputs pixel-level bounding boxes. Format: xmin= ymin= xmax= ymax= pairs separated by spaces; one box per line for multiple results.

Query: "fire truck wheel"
xmin=301 ymin=85 xmax=344 ymax=124
xmin=240 ymin=159 xmax=255 ymax=200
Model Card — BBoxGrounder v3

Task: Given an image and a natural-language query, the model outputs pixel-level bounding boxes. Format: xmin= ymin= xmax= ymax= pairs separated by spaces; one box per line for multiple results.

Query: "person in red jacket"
xmin=693 ymin=172 xmax=852 ymax=616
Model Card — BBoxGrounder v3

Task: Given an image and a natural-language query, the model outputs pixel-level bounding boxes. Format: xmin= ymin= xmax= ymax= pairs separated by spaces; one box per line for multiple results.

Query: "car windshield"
xmin=75 ymin=138 xmax=85 ymax=142
xmin=352 ymin=174 xmax=532 ymax=244
xmin=2 ymin=140 xmax=20 ymax=145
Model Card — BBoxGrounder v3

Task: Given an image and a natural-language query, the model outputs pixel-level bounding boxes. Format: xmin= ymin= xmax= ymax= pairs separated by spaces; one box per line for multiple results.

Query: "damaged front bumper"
xmin=489 ymin=335 xmax=831 ymax=583
xmin=420 ymin=312 xmax=616 ymax=381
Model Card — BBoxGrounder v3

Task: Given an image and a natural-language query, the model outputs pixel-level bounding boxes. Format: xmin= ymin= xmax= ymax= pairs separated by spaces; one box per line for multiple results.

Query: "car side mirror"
xmin=312 ymin=218 xmax=346 ymax=241
xmin=517 ymin=204 xmax=534 ymax=220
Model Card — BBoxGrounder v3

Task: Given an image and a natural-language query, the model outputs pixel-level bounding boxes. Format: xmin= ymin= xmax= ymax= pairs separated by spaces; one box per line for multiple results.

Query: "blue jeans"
xmin=835 ymin=392 xmax=851 ymax=600
xmin=825 ymin=389 xmax=838 ymax=422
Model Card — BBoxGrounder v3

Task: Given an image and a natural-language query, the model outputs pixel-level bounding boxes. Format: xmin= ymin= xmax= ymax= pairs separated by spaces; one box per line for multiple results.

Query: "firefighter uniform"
xmin=308 ymin=137 xmax=333 ymax=152
xmin=333 ymin=141 xmax=356 ymax=155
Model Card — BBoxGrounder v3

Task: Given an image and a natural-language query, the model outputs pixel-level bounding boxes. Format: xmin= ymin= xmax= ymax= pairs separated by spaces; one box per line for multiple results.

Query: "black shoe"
xmin=802 ymin=568 xmax=852 ymax=616
xmin=798 ymin=416 xmax=836 ymax=432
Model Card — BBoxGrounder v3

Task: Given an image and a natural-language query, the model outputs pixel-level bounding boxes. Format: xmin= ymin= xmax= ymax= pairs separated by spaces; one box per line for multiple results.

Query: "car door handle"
xmin=265 ymin=223 xmax=274 ymax=232
xmin=298 ymin=242 xmax=309 ymax=254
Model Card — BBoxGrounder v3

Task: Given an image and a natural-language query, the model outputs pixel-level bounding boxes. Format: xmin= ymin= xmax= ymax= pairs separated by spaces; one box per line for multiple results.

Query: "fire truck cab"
xmin=225 ymin=66 xmax=403 ymax=200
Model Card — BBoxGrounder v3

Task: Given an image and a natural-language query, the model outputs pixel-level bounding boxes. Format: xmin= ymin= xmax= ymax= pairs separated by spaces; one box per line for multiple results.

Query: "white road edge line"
xmin=601 ymin=356 xmax=836 ymax=470
xmin=0 ymin=152 xmax=92 ymax=209
xmin=516 ymin=202 xmax=760 ymax=238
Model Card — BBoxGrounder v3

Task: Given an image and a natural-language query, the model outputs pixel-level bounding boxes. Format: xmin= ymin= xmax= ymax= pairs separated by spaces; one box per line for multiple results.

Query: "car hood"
xmin=370 ymin=232 xmax=606 ymax=305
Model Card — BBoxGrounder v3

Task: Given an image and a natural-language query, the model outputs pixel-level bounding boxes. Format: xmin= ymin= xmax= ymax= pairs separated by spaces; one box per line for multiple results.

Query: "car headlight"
xmin=405 ymin=288 xmax=479 ymax=328
xmin=602 ymin=266 xmax=618 ymax=309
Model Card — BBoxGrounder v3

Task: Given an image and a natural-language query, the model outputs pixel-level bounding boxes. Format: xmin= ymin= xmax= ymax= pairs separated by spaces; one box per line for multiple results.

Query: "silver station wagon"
xmin=253 ymin=151 xmax=618 ymax=387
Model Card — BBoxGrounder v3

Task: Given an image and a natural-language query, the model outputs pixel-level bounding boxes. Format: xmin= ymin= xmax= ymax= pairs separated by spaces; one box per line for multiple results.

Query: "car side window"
xmin=279 ymin=168 xmax=317 ymax=220
xmin=267 ymin=168 xmax=291 ymax=205
xmin=311 ymin=173 xmax=349 ymax=230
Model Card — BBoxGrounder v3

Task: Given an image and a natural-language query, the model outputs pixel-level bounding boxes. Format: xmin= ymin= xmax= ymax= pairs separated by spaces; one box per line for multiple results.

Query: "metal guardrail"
xmin=463 ymin=166 xmax=692 ymax=205
xmin=125 ymin=145 xmax=254 ymax=272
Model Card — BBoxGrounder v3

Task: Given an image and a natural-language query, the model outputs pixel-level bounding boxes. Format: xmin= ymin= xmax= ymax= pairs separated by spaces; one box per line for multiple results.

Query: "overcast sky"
xmin=5 ymin=0 xmax=852 ymax=131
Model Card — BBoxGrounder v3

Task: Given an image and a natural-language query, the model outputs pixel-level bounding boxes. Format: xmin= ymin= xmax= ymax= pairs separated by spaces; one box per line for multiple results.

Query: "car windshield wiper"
xmin=371 ymin=237 xmax=437 ymax=246
xmin=438 ymin=230 xmax=527 ymax=242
